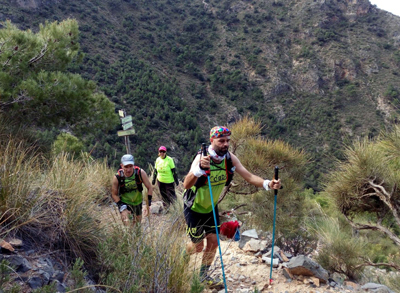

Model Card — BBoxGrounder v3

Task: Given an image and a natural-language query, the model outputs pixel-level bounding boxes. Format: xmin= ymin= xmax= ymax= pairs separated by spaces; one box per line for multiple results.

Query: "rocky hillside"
xmin=2 ymin=0 xmax=400 ymax=189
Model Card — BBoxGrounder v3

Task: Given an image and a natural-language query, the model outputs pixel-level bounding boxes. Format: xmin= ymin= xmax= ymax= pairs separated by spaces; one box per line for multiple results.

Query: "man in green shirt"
xmin=152 ymin=146 xmax=179 ymax=208
xmin=183 ymin=126 xmax=281 ymax=281
xmin=111 ymin=154 xmax=153 ymax=226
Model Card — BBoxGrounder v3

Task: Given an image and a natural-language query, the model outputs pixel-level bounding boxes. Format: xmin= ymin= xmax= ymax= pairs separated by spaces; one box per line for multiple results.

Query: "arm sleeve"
xmin=152 ymin=169 xmax=157 ymax=185
xmin=172 ymin=168 xmax=179 ymax=185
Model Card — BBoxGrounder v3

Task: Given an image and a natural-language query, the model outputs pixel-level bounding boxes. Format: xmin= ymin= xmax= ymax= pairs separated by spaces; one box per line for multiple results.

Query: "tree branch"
xmin=368 ymin=180 xmax=400 ymax=228
xmin=28 ymin=43 xmax=48 ymax=65
xmin=344 ymin=214 xmax=400 ymax=246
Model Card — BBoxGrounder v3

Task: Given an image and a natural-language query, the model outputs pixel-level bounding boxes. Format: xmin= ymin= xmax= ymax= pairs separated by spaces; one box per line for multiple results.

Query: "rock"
xmin=27 ymin=276 xmax=44 ymax=289
xmin=263 ymin=246 xmax=281 ymax=257
xmin=280 ymin=251 xmax=289 ymax=262
xmin=310 ymin=276 xmax=320 ymax=287
xmin=242 ymin=239 xmax=267 ymax=253
xmin=345 ymin=280 xmax=359 ymax=290
xmin=0 ymin=240 xmax=14 ymax=252
xmin=1 ymin=255 xmax=32 ymax=273
xmin=8 ymin=238 xmax=22 ymax=247
xmin=360 ymin=283 xmax=394 ymax=293
xmin=241 ymin=229 xmax=258 ymax=239
xmin=262 ymin=257 xmax=279 ymax=268
xmin=283 ymin=267 xmax=294 ymax=280
xmin=52 ymin=280 xmax=66 ymax=293
xmin=287 ymin=255 xmax=328 ymax=283
xmin=150 ymin=201 xmax=163 ymax=214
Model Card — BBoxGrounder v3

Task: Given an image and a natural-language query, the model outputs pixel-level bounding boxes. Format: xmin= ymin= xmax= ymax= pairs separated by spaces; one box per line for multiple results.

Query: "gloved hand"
xmin=175 ymin=179 xmax=179 ymax=186
xmin=152 ymin=177 xmax=156 ymax=185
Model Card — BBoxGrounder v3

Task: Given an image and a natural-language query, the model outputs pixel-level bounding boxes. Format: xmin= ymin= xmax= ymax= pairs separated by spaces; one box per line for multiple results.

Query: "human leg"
xmin=127 ymin=204 xmax=142 ymax=226
xmin=164 ymin=182 xmax=177 ymax=205
xmin=158 ymin=181 xmax=169 ymax=207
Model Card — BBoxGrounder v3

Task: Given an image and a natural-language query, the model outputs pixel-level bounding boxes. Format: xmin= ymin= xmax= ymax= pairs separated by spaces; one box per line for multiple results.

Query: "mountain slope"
xmin=2 ymin=0 xmax=400 ymax=188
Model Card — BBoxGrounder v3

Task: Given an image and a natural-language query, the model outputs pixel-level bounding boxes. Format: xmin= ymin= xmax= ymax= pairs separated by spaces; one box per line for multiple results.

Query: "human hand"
xmin=200 ymin=155 xmax=210 ymax=170
xmin=142 ymin=205 xmax=150 ymax=217
xmin=268 ymin=179 xmax=281 ymax=190
xmin=120 ymin=210 xmax=130 ymax=224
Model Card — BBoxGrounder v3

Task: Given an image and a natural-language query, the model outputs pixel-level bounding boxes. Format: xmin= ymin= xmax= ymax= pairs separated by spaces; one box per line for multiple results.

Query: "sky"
xmin=369 ymin=0 xmax=400 ymax=17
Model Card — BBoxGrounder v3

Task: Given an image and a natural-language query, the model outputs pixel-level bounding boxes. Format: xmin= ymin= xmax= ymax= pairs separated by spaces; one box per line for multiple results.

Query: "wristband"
xmin=263 ymin=180 xmax=271 ymax=191
xmin=148 ymin=195 xmax=152 ymax=206
xmin=119 ymin=204 xmax=127 ymax=213
xmin=116 ymin=201 xmax=127 ymax=213
xmin=192 ymin=164 xmax=206 ymax=178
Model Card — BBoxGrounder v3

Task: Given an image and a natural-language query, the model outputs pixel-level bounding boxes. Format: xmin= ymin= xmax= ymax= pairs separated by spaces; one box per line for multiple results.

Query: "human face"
xmin=121 ymin=164 xmax=134 ymax=177
xmin=158 ymin=150 xmax=166 ymax=159
xmin=211 ymin=136 xmax=230 ymax=156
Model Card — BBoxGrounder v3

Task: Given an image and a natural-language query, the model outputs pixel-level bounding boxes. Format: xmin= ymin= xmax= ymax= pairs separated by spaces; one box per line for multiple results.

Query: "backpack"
xmin=183 ymin=148 xmax=235 ymax=208
xmin=116 ymin=166 xmax=143 ymax=195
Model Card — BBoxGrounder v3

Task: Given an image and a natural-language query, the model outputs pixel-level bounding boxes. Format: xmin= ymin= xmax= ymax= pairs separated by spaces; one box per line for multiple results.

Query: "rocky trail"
xmin=0 ymin=200 xmax=395 ymax=293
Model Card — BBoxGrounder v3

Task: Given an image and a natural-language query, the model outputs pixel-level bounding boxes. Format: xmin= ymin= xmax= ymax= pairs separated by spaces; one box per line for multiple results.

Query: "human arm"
xmin=183 ymin=154 xmax=210 ymax=189
xmin=171 ymin=168 xmax=179 ymax=185
xmin=111 ymin=175 xmax=129 ymax=221
xmin=231 ymin=153 xmax=281 ymax=190
xmin=152 ymin=169 xmax=157 ymax=185
xmin=140 ymin=169 xmax=153 ymax=206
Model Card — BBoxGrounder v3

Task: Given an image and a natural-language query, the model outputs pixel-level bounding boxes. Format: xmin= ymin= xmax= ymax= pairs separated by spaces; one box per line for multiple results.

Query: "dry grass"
xmin=0 ymin=137 xmax=198 ymax=291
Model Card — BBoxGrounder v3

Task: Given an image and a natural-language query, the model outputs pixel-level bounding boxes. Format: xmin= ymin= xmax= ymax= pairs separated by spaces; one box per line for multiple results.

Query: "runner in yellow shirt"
xmin=152 ymin=146 xmax=179 ymax=208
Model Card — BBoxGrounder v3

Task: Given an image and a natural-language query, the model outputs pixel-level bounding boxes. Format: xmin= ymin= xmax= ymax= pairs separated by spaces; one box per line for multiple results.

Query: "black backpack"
xmin=116 ymin=166 xmax=143 ymax=194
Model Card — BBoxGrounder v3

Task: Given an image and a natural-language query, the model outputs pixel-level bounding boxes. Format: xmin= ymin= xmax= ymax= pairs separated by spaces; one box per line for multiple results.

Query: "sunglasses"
xmin=159 ymin=150 xmax=166 ymax=153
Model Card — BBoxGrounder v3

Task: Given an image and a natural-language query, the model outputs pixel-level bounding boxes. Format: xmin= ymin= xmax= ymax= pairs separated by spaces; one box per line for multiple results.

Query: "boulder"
xmin=287 ymin=255 xmax=328 ymax=283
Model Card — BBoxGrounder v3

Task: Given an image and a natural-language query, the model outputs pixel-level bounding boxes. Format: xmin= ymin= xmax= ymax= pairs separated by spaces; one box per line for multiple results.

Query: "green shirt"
xmin=119 ymin=174 xmax=143 ymax=206
xmin=155 ymin=156 xmax=175 ymax=184
xmin=190 ymin=158 xmax=227 ymax=213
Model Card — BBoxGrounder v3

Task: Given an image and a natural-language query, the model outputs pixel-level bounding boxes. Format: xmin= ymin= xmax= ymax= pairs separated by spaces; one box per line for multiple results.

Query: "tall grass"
xmin=97 ymin=197 xmax=200 ymax=292
xmin=0 ymin=138 xmax=110 ymax=267
xmin=1 ymin=137 xmax=200 ymax=291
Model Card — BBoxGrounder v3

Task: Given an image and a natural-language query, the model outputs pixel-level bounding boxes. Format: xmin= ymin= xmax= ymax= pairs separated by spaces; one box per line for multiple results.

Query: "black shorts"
xmin=184 ymin=204 xmax=220 ymax=243
xmin=124 ymin=203 xmax=142 ymax=217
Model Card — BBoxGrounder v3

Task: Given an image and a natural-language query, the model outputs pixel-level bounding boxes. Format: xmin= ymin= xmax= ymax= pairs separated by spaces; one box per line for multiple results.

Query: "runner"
xmin=152 ymin=146 xmax=179 ymax=208
xmin=183 ymin=126 xmax=281 ymax=285
xmin=111 ymin=154 xmax=153 ymax=226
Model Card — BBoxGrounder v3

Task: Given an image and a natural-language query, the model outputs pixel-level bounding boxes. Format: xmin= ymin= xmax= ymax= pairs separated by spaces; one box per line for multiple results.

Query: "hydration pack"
xmin=116 ymin=166 xmax=143 ymax=194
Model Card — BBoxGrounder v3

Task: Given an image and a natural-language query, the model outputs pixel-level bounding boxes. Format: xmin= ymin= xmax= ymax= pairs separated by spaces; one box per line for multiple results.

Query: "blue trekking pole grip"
xmin=202 ymin=143 xmax=228 ymax=292
xmin=269 ymin=166 xmax=279 ymax=285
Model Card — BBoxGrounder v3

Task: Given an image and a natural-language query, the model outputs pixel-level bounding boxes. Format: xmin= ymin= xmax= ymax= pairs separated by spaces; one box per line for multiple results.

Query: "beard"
xmin=214 ymin=146 xmax=228 ymax=157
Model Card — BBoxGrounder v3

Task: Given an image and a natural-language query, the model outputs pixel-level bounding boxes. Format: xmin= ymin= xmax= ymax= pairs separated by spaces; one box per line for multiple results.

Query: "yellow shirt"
xmin=155 ymin=156 xmax=175 ymax=183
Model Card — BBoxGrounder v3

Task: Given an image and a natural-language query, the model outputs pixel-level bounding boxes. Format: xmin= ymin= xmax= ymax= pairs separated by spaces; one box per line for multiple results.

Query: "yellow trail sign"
xmin=117 ymin=128 xmax=136 ymax=137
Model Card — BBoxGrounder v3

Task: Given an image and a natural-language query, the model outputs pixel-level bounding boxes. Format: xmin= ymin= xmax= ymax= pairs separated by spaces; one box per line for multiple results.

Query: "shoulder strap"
xmin=116 ymin=169 xmax=125 ymax=195
xmin=225 ymin=151 xmax=234 ymax=186
xmin=134 ymin=166 xmax=143 ymax=192
xmin=116 ymin=169 xmax=125 ymax=185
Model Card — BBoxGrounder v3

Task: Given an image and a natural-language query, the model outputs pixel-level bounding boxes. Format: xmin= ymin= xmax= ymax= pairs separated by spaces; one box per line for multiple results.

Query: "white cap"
xmin=121 ymin=154 xmax=134 ymax=166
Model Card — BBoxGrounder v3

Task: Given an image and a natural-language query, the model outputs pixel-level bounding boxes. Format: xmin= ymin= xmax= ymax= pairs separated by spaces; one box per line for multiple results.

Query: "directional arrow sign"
xmin=122 ymin=121 xmax=133 ymax=130
xmin=118 ymin=128 xmax=136 ymax=137
xmin=121 ymin=115 xmax=132 ymax=124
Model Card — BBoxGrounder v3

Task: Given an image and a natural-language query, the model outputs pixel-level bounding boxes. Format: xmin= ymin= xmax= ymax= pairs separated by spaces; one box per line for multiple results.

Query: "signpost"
xmin=118 ymin=109 xmax=135 ymax=154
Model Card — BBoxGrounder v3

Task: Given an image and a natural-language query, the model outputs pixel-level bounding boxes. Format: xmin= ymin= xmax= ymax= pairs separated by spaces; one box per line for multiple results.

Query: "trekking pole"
xmin=202 ymin=143 xmax=228 ymax=292
xmin=269 ymin=166 xmax=279 ymax=285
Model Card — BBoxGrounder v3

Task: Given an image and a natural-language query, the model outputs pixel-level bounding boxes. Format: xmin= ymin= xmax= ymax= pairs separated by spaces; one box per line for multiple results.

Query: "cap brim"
xmin=122 ymin=161 xmax=134 ymax=166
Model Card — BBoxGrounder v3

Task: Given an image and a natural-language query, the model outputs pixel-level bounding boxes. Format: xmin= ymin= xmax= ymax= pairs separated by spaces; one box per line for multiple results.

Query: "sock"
xmin=199 ymin=264 xmax=211 ymax=279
